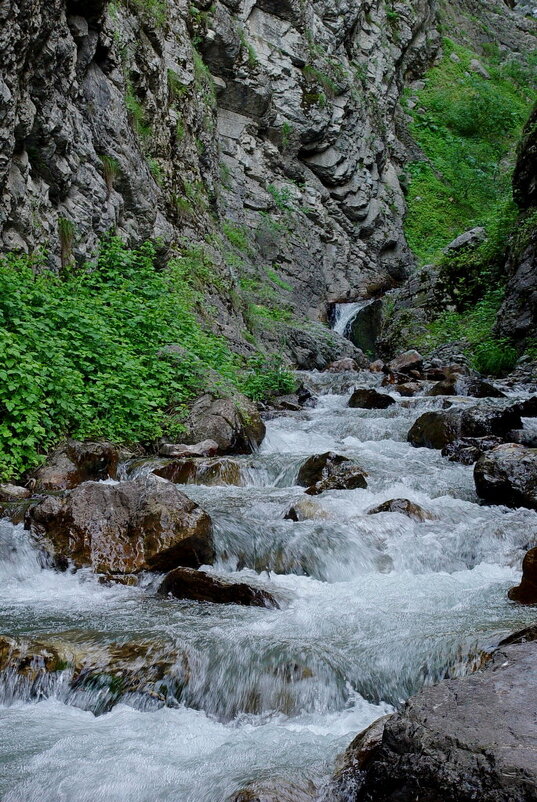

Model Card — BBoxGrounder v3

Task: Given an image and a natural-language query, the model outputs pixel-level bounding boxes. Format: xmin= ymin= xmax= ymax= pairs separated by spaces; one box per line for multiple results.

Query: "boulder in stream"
xmin=367 ymin=499 xmax=435 ymax=521
xmin=508 ymin=547 xmax=537 ymax=604
xmin=158 ymin=567 xmax=278 ymax=608
xmin=228 ymin=778 xmax=317 ymax=802
xmin=339 ymin=640 xmax=537 ymax=802
xmin=327 ymin=358 xmax=361 ymax=372
xmin=408 ymin=405 xmax=522 ymax=449
xmin=34 ymin=440 xmax=119 ymax=490
xmin=25 ymin=477 xmax=214 ymax=575
xmin=158 ymin=439 xmax=219 ymax=458
xmin=387 ymin=350 xmax=423 ymax=375
xmin=297 ymin=452 xmax=368 ymax=495
xmin=442 ymin=435 xmax=504 ymax=465
xmin=153 ymin=457 xmax=243 ymax=486
xmin=348 ymin=388 xmax=395 ymax=409
xmin=284 ymin=497 xmax=330 ymax=521
xmin=474 ymin=443 xmax=537 ymax=509
xmin=181 ymin=393 xmax=266 ymax=454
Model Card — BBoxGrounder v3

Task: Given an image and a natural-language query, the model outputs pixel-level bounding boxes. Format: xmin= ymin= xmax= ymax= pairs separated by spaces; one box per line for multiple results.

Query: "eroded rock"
xmin=474 ymin=443 xmax=537 ymax=509
xmin=348 ymin=388 xmax=395 ymax=409
xmin=153 ymin=458 xmax=243 ymax=486
xmin=25 ymin=478 xmax=214 ymax=574
xmin=328 ymin=358 xmax=361 ymax=373
xmin=297 ymin=452 xmax=368 ymax=495
xmin=34 ymin=440 xmax=119 ymax=490
xmin=157 ymin=567 xmax=278 ymax=608
xmin=367 ymin=499 xmax=435 ymax=521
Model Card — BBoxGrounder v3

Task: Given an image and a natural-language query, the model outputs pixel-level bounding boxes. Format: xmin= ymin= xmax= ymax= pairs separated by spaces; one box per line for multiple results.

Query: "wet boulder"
xmin=508 ymin=547 xmax=537 ymax=604
xmin=154 ymin=458 xmax=243 ymax=486
xmin=157 ymin=567 xmax=278 ymax=608
xmin=408 ymin=405 xmax=522 ymax=449
xmin=228 ymin=779 xmax=316 ymax=802
xmin=387 ymin=350 xmax=423 ymax=375
xmin=516 ymin=396 xmax=537 ymax=417
xmin=34 ymin=440 xmax=119 ymax=490
xmin=351 ymin=640 xmax=537 ymax=802
xmin=297 ymin=452 xmax=368 ymax=495
xmin=367 ymin=498 xmax=435 ymax=521
xmin=158 ymin=439 xmax=219 ymax=458
xmin=327 ymin=358 xmax=361 ymax=373
xmin=284 ymin=497 xmax=329 ymax=521
xmin=181 ymin=393 xmax=265 ymax=454
xmin=348 ymin=388 xmax=395 ymax=409
xmin=442 ymin=436 xmax=504 ymax=465
xmin=25 ymin=477 xmax=214 ymax=575
xmin=0 ymin=483 xmax=30 ymax=502
xmin=474 ymin=443 xmax=537 ymax=509
xmin=272 ymin=394 xmax=302 ymax=411
xmin=395 ymin=382 xmax=422 ymax=397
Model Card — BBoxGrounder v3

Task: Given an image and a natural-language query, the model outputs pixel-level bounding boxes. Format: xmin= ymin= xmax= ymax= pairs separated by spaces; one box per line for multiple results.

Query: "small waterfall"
xmin=332 ymin=301 xmax=373 ymax=337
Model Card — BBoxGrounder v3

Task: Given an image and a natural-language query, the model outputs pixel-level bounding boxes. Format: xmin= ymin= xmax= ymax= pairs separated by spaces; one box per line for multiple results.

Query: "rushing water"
xmin=332 ymin=302 xmax=374 ymax=337
xmin=1 ymin=370 xmax=537 ymax=801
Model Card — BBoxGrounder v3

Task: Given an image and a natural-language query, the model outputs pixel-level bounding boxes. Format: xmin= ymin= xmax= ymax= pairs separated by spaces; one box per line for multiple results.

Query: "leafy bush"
xmin=0 ymin=239 xmax=294 ymax=480
xmin=240 ymin=356 xmax=297 ymax=401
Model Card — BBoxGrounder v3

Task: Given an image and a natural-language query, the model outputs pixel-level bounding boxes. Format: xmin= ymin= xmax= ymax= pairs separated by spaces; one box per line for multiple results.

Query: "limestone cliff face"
xmin=0 ymin=0 xmax=439 ymax=338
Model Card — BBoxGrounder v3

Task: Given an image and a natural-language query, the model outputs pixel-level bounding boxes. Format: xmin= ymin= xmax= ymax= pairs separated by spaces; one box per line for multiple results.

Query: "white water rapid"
xmin=1 ymin=371 xmax=537 ymax=801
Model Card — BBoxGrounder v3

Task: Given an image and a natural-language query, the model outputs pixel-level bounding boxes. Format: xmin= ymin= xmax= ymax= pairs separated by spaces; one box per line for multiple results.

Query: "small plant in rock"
xmin=58 ymin=217 xmax=75 ymax=272
xmin=240 ymin=355 xmax=296 ymax=401
xmin=99 ymin=155 xmax=120 ymax=197
xmin=222 ymin=222 xmax=249 ymax=251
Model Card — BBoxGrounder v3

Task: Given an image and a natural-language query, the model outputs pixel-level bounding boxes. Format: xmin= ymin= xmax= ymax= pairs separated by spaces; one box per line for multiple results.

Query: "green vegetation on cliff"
xmin=0 ymin=239 xmax=294 ymax=481
xmin=404 ymin=38 xmax=535 ymax=265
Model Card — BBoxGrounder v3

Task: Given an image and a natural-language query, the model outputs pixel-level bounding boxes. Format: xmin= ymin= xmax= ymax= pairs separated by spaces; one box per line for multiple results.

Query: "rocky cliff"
xmin=1 ymin=0 xmax=440 ymax=345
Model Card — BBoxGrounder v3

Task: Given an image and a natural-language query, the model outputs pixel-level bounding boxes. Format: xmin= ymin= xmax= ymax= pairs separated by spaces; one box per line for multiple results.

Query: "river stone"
xmin=327 ymin=358 xmax=361 ymax=372
xmin=347 ymin=641 xmax=537 ymax=802
xmin=508 ymin=547 xmax=537 ymax=604
xmin=158 ymin=439 xmax=219 ymax=458
xmin=387 ymin=350 xmax=423 ymax=375
xmin=474 ymin=443 xmax=537 ymax=509
xmin=34 ymin=439 xmax=119 ymax=490
xmin=228 ymin=778 xmax=317 ymax=802
xmin=395 ymin=381 xmax=422 ymax=397
xmin=442 ymin=435 xmax=505 ymax=465
xmin=297 ymin=452 xmax=368 ymax=494
xmin=25 ymin=477 xmax=214 ymax=574
xmin=366 ymin=499 xmax=435 ymax=521
xmin=284 ymin=497 xmax=329 ymax=521
xmin=157 ymin=567 xmax=278 ymax=608
xmin=348 ymin=388 xmax=395 ymax=409
xmin=181 ymin=393 xmax=265 ymax=454
xmin=0 ymin=484 xmax=30 ymax=502
xmin=153 ymin=457 xmax=243 ymax=486
xmin=408 ymin=405 xmax=522 ymax=449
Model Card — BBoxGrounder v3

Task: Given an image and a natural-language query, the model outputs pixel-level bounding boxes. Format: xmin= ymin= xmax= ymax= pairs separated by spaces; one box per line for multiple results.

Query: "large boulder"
xmin=442 ymin=436 xmax=504 ymax=465
xmin=474 ymin=443 xmax=537 ymax=509
xmin=181 ymin=394 xmax=265 ymax=454
xmin=158 ymin=439 xmax=219 ymax=458
xmin=342 ymin=641 xmax=537 ymax=801
xmin=25 ymin=478 xmax=214 ymax=575
xmin=154 ymin=458 xmax=243 ymax=486
xmin=348 ymin=388 xmax=395 ymax=409
xmin=297 ymin=452 xmax=368 ymax=495
xmin=387 ymin=350 xmax=423 ymax=375
xmin=508 ymin=547 xmax=537 ymax=604
xmin=408 ymin=405 xmax=522 ymax=449
xmin=157 ymin=567 xmax=278 ymax=608
xmin=34 ymin=440 xmax=119 ymax=490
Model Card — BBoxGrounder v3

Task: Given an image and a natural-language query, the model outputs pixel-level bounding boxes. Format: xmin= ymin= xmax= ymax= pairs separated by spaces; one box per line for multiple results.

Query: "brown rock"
xmin=369 ymin=360 xmax=385 ymax=372
xmin=388 ymin=350 xmax=423 ymax=375
xmin=228 ymin=779 xmax=316 ymax=802
xmin=348 ymin=388 xmax=395 ymax=409
xmin=297 ymin=452 xmax=368 ymax=495
xmin=35 ymin=440 xmax=119 ymax=491
xmin=158 ymin=439 xmax=219 ymax=458
xmin=367 ymin=498 xmax=435 ymax=521
xmin=158 ymin=567 xmax=278 ymax=608
xmin=154 ymin=458 xmax=243 ymax=486
xmin=508 ymin=547 xmax=537 ymax=604
xmin=327 ymin=358 xmax=360 ymax=372
xmin=181 ymin=393 xmax=265 ymax=454
xmin=25 ymin=478 xmax=214 ymax=574
xmin=395 ymin=382 xmax=422 ymax=397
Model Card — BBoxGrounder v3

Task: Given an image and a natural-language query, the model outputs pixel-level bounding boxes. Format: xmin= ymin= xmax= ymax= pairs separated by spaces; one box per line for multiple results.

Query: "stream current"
xmin=1 ymin=369 xmax=537 ymax=800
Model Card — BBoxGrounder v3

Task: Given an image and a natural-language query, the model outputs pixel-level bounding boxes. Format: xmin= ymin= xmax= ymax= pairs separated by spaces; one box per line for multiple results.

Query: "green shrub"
xmin=222 ymin=222 xmax=249 ymax=251
xmin=240 ymin=355 xmax=297 ymax=401
xmin=0 ymin=239 xmax=292 ymax=480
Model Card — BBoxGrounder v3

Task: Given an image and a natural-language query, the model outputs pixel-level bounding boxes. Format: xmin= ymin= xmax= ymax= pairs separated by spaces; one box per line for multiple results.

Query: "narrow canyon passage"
xmin=1 ymin=368 xmax=536 ymax=801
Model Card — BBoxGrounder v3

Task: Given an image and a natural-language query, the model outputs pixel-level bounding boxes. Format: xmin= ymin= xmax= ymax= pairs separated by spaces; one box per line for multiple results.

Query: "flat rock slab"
xmin=353 ymin=641 xmax=537 ymax=802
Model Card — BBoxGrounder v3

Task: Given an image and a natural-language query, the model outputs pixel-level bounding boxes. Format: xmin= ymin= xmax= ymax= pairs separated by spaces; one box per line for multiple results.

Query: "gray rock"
xmin=408 ymin=405 xmax=522 ymax=449
xmin=474 ymin=442 xmax=537 ymax=509
xmin=158 ymin=440 xmax=219 ymax=458
xmin=469 ymin=59 xmax=491 ymax=79
xmin=345 ymin=641 xmax=537 ymax=801
xmin=366 ymin=498 xmax=435 ymax=521
xmin=297 ymin=452 xmax=368 ymax=495
xmin=0 ymin=484 xmax=31 ymax=502
xmin=181 ymin=394 xmax=265 ymax=454
xmin=444 ymin=226 xmax=487 ymax=252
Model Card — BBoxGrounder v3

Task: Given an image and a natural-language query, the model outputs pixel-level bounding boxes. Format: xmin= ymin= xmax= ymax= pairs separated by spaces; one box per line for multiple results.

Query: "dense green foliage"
xmin=404 ymin=38 xmax=535 ymax=265
xmin=415 ymin=290 xmax=517 ymax=376
xmin=0 ymin=239 xmax=294 ymax=480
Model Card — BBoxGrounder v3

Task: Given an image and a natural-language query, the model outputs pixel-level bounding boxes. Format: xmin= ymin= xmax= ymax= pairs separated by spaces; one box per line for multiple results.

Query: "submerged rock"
xmin=408 ymin=405 xmax=521 ymax=449
xmin=34 ymin=440 xmax=119 ymax=490
xmin=367 ymin=499 xmax=435 ymax=521
xmin=157 ymin=567 xmax=278 ymax=608
xmin=297 ymin=452 xmax=367 ymax=495
xmin=344 ymin=640 xmax=537 ymax=801
xmin=348 ymin=388 xmax=395 ymax=409
xmin=284 ymin=497 xmax=329 ymax=521
xmin=474 ymin=443 xmax=537 ymax=509
xmin=508 ymin=547 xmax=537 ymax=604
xmin=25 ymin=477 xmax=214 ymax=574
xmin=181 ymin=393 xmax=265 ymax=454
xmin=442 ymin=436 xmax=504 ymax=465
xmin=154 ymin=457 xmax=243 ymax=486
